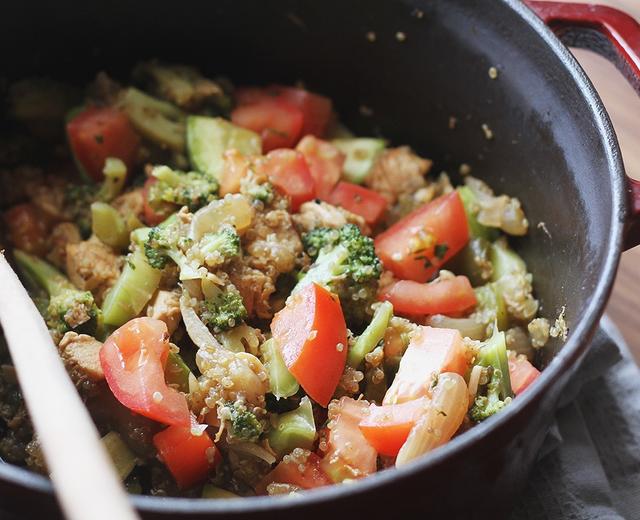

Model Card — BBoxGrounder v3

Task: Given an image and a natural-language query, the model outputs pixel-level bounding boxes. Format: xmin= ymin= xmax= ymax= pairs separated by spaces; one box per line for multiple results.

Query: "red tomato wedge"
xmin=67 ymin=106 xmax=139 ymax=182
xmin=271 ymin=283 xmax=347 ymax=406
xmin=257 ymin=149 xmax=316 ymax=212
xmin=153 ymin=419 xmax=220 ymax=489
xmin=100 ymin=317 xmax=190 ymax=426
xmin=379 ymin=276 xmax=477 ymax=316
xmin=231 ymin=98 xmax=303 ymax=152
xmin=374 ymin=191 xmax=469 ymax=282
xmin=383 ymin=326 xmax=469 ymax=405
xmin=359 ymin=397 xmax=430 ymax=456
xmin=328 ymin=182 xmax=388 ymax=226
xmin=3 ymin=203 xmax=50 ymax=256
xmin=509 ymin=354 xmax=541 ymax=395
xmin=142 ymin=177 xmax=174 ymax=226
xmin=255 ymin=452 xmax=330 ymax=495
xmin=219 ymin=149 xmax=251 ymax=196
xmin=296 ymin=136 xmax=344 ymax=199
xmin=320 ymin=397 xmax=377 ymax=482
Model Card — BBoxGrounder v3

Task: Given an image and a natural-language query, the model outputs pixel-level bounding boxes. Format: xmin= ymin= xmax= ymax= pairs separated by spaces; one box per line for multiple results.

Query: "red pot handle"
xmin=526 ymin=1 xmax=640 ymax=250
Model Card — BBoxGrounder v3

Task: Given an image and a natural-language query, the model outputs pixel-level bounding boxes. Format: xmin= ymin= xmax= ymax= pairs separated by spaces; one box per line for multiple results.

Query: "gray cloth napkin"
xmin=511 ymin=316 xmax=640 ymax=520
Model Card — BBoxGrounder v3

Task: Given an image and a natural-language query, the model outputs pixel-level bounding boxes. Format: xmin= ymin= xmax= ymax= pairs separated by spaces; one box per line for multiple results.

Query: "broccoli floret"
xmin=220 ymin=402 xmax=264 ymax=443
xmin=196 ymin=226 xmax=240 ymax=268
xmin=244 ymin=181 xmax=274 ymax=204
xmin=469 ymin=328 xmax=513 ymax=422
xmin=13 ymin=250 xmax=101 ymax=337
xmin=297 ymin=224 xmax=382 ymax=327
xmin=142 ymin=216 xmax=199 ymax=280
xmin=149 ymin=165 xmax=218 ymax=212
xmin=198 ymin=286 xmax=247 ymax=332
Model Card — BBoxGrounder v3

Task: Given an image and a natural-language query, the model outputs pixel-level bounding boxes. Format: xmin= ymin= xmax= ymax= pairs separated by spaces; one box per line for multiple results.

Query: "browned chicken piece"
xmin=227 ymin=261 xmax=276 ymax=320
xmin=24 ymin=174 xmax=69 ymax=222
xmin=58 ymin=332 xmax=104 ymax=398
xmin=292 ymin=200 xmax=370 ymax=235
xmin=243 ymin=208 xmax=303 ymax=278
xmin=146 ymin=289 xmax=182 ymax=335
xmin=365 ymin=146 xmax=433 ymax=205
xmin=111 ymin=188 xmax=145 ymax=221
xmin=65 ymin=238 xmax=122 ymax=305
xmin=46 ymin=222 xmax=81 ymax=269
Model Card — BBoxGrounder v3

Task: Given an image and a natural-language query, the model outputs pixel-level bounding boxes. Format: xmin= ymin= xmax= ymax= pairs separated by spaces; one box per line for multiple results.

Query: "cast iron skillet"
xmin=0 ymin=0 xmax=639 ymax=518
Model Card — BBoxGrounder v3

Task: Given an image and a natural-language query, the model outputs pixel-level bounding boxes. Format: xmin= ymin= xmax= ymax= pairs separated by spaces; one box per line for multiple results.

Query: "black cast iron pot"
xmin=1 ymin=0 xmax=639 ymax=518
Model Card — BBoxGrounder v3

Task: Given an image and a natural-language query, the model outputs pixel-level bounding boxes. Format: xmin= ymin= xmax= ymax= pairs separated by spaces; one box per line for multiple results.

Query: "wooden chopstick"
xmin=0 ymin=253 xmax=139 ymax=520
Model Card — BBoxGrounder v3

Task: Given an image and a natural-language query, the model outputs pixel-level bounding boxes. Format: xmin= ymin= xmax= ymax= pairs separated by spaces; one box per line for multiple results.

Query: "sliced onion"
xmin=179 ymin=292 xmax=220 ymax=350
xmin=189 ymin=194 xmax=254 ymax=241
xmin=230 ymin=442 xmax=276 ymax=465
xmin=428 ymin=315 xmax=485 ymax=340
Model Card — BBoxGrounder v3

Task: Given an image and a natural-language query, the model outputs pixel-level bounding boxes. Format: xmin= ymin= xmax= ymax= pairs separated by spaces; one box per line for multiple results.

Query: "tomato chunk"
xmin=374 ymin=191 xmax=469 ymax=282
xmin=296 ymin=136 xmax=344 ymax=199
xmin=231 ymin=98 xmax=303 ymax=152
xmin=379 ymin=276 xmax=477 ymax=316
xmin=257 ymin=149 xmax=315 ymax=212
xmin=255 ymin=452 xmax=330 ymax=494
xmin=508 ymin=353 xmax=541 ymax=395
xmin=328 ymin=182 xmax=388 ymax=225
xmin=271 ymin=283 xmax=347 ymax=406
xmin=383 ymin=326 xmax=469 ymax=405
xmin=3 ymin=203 xmax=50 ymax=255
xmin=153 ymin=419 xmax=220 ymax=489
xmin=320 ymin=397 xmax=377 ymax=482
xmin=67 ymin=106 xmax=139 ymax=181
xmin=359 ymin=397 xmax=430 ymax=456
xmin=100 ymin=317 xmax=190 ymax=426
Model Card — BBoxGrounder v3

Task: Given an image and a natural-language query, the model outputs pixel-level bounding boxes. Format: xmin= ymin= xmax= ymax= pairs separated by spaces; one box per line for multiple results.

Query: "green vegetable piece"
xmin=347 ymin=301 xmax=393 ymax=368
xmin=332 ymin=138 xmax=386 ymax=184
xmin=102 ymin=431 xmax=137 ymax=480
xmin=457 ymin=186 xmax=498 ymax=241
xmin=222 ymin=402 xmax=263 ymax=442
xmin=119 ymin=87 xmax=186 ymax=152
xmin=150 ymin=165 xmax=218 ymax=212
xmin=102 ymin=249 xmax=162 ymax=326
xmin=447 ymin=237 xmax=493 ymax=287
xmin=489 ymin=239 xmax=527 ymax=282
xmin=201 ymin=485 xmax=239 ymax=499
xmin=164 ymin=351 xmax=192 ymax=393
xmin=474 ymin=283 xmax=509 ymax=332
xmin=97 ymin=157 xmax=127 ymax=202
xmin=187 ymin=116 xmax=261 ymax=180
xmin=260 ymin=338 xmax=299 ymax=399
xmin=268 ymin=396 xmax=316 ymax=458
xmin=91 ymin=202 xmax=129 ymax=250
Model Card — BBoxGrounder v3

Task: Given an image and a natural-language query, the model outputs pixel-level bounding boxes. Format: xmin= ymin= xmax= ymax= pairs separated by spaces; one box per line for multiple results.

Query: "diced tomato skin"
xmin=255 ymin=453 xmax=330 ymax=495
xmin=153 ymin=421 xmax=220 ymax=489
xmin=142 ymin=177 xmax=173 ymax=226
xmin=374 ymin=192 xmax=469 ymax=282
xmin=359 ymin=398 xmax=430 ymax=456
xmin=383 ymin=326 xmax=469 ymax=405
xmin=257 ymin=149 xmax=316 ymax=212
xmin=219 ymin=149 xmax=251 ymax=196
xmin=231 ymin=99 xmax=304 ymax=152
xmin=66 ymin=106 xmax=139 ymax=182
xmin=274 ymin=86 xmax=333 ymax=138
xmin=379 ymin=276 xmax=477 ymax=316
xmin=509 ymin=355 xmax=541 ymax=395
xmin=328 ymin=182 xmax=388 ymax=225
xmin=100 ymin=317 xmax=190 ymax=427
xmin=296 ymin=136 xmax=344 ymax=199
xmin=3 ymin=203 xmax=50 ymax=255
xmin=271 ymin=283 xmax=347 ymax=407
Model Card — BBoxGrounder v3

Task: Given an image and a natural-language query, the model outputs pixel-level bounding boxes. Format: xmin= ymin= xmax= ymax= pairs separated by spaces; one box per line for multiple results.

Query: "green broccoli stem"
xmin=475 ymin=327 xmax=513 ymax=399
xmin=96 ymin=157 xmax=127 ymax=202
xmin=267 ymin=396 xmax=316 ymax=458
xmin=91 ymin=202 xmax=129 ymax=250
xmin=489 ymin=238 xmax=526 ymax=282
xmin=13 ymin=249 xmax=75 ymax=297
xmin=260 ymin=338 xmax=299 ymax=399
xmin=457 ymin=186 xmax=498 ymax=241
xmin=347 ymin=301 xmax=393 ymax=368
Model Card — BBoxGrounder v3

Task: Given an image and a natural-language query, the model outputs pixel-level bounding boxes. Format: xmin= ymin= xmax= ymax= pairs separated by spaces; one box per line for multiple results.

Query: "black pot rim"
xmin=0 ymin=0 xmax=628 ymax=514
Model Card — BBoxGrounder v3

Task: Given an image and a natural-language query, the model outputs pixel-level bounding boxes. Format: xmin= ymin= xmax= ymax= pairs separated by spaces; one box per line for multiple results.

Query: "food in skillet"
xmin=0 ymin=62 xmax=555 ymax=497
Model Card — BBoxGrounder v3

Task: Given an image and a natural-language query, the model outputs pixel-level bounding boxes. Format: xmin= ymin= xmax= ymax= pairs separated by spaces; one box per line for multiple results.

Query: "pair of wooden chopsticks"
xmin=0 ymin=253 xmax=139 ymax=520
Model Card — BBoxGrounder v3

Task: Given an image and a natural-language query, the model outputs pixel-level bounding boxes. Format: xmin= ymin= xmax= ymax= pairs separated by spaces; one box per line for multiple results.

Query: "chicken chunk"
xmin=292 ymin=200 xmax=370 ymax=235
xmin=58 ymin=332 xmax=104 ymax=384
xmin=146 ymin=289 xmax=182 ymax=335
xmin=111 ymin=188 xmax=145 ymax=221
xmin=227 ymin=261 xmax=276 ymax=320
xmin=24 ymin=174 xmax=70 ymax=222
xmin=243 ymin=209 xmax=303 ymax=278
xmin=46 ymin=222 xmax=81 ymax=269
xmin=65 ymin=238 xmax=122 ymax=305
xmin=365 ymin=146 xmax=432 ymax=204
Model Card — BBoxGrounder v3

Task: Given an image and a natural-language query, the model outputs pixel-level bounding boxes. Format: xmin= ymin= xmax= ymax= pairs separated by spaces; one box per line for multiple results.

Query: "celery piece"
xmin=102 ymin=431 xmax=137 ymax=480
xmin=119 ymin=87 xmax=186 ymax=152
xmin=347 ymin=301 xmax=393 ymax=368
xmin=489 ymin=239 xmax=526 ymax=282
xmin=268 ymin=396 xmax=316 ymax=458
xmin=91 ymin=202 xmax=129 ymax=250
xmin=202 ymin=484 xmax=239 ymax=499
xmin=260 ymin=338 xmax=299 ymax=399
xmin=97 ymin=157 xmax=127 ymax=202
xmin=474 ymin=283 xmax=509 ymax=332
xmin=332 ymin=138 xmax=386 ymax=184
xmin=186 ymin=116 xmax=261 ymax=180
xmin=102 ymin=248 xmax=162 ymax=326
xmin=164 ymin=351 xmax=192 ymax=393
xmin=457 ymin=186 xmax=498 ymax=241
